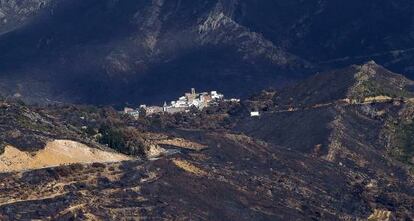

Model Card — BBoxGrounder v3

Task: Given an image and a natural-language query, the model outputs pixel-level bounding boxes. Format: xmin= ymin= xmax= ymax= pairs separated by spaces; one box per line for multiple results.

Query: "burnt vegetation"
xmin=37 ymin=104 xmax=149 ymax=158
xmin=1 ymin=63 xmax=414 ymax=220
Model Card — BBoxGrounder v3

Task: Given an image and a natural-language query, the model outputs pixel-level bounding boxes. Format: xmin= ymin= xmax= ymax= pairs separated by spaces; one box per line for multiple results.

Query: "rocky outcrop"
xmin=197 ymin=1 xmax=307 ymax=67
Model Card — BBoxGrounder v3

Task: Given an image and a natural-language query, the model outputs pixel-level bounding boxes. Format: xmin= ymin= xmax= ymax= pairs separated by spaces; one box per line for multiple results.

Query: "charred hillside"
xmin=0 ymin=98 xmax=153 ymax=158
xmin=1 ymin=129 xmax=413 ymax=220
xmin=0 ymin=98 xmax=96 ymax=153
xmin=237 ymin=63 xmax=414 ymax=205
xmin=0 ymin=62 xmax=414 ymax=219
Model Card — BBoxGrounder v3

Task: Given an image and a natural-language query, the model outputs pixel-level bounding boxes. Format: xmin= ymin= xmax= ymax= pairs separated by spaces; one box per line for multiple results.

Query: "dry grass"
xmin=156 ymin=138 xmax=207 ymax=151
xmin=363 ymin=96 xmax=393 ymax=103
xmin=172 ymin=159 xmax=208 ymax=176
xmin=367 ymin=209 xmax=392 ymax=221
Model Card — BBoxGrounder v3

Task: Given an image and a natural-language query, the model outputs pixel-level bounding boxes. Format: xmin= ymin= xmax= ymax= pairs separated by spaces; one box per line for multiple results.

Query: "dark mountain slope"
xmin=0 ymin=0 xmax=305 ymax=105
xmin=0 ymin=0 xmax=52 ymax=34
xmin=234 ymin=0 xmax=414 ymax=71
xmin=1 ymin=0 xmax=414 ymax=105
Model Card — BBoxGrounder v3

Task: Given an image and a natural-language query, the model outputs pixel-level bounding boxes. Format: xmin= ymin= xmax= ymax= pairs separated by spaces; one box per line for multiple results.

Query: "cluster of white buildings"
xmin=124 ymin=88 xmax=240 ymax=118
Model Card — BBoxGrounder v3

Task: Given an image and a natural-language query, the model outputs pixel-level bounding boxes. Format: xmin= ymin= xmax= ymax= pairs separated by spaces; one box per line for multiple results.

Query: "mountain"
xmin=0 ymin=62 xmax=413 ymax=220
xmin=0 ymin=0 xmax=414 ymax=105
xmin=1 ymin=1 xmax=414 ymax=218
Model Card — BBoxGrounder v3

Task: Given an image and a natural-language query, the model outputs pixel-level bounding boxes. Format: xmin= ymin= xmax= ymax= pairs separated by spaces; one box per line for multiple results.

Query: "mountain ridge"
xmin=2 ymin=0 xmax=414 ymax=105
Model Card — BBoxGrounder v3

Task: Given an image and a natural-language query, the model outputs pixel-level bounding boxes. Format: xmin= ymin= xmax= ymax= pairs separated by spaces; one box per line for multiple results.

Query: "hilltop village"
xmin=124 ymin=88 xmax=240 ymax=118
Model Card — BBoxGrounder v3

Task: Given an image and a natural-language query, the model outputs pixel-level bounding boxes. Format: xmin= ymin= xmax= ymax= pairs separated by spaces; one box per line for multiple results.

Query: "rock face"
xmin=0 ymin=0 xmax=413 ymax=105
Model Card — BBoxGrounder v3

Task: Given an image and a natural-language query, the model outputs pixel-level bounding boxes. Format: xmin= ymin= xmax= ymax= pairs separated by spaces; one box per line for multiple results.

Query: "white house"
xmin=250 ymin=111 xmax=260 ymax=117
xmin=127 ymin=88 xmax=236 ymax=118
xmin=211 ymin=91 xmax=224 ymax=100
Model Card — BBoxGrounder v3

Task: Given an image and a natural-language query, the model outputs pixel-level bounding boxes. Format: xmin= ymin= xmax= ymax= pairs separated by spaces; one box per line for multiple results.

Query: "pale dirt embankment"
xmin=155 ymin=138 xmax=207 ymax=151
xmin=0 ymin=140 xmax=131 ymax=173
